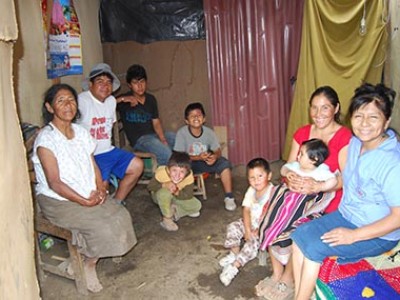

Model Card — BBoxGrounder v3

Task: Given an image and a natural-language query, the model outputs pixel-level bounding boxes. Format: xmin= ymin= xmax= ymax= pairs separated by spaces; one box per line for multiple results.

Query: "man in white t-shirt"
xmin=78 ymin=63 xmax=143 ymax=204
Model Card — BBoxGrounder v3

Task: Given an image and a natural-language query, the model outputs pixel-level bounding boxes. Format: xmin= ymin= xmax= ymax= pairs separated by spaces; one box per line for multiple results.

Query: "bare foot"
xmin=84 ymin=258 xmax=103 ymax=293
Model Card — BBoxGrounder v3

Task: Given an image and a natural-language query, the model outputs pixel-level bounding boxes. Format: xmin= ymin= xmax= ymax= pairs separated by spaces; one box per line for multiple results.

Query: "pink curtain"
xmin=204 ymin=0 xmax=304 ymax=164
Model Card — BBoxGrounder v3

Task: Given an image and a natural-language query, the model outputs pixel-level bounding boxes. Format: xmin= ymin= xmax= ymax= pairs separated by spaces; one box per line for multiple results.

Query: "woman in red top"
xmin=286 ymin=86 xmax=352 ymax=213
xmin=255 ymin=86 xmax=352 ymax=299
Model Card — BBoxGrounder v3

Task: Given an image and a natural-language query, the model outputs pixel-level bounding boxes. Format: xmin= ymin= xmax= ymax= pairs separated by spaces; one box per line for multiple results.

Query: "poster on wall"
xmin=41 ymin=0 xmax=83 ymax=79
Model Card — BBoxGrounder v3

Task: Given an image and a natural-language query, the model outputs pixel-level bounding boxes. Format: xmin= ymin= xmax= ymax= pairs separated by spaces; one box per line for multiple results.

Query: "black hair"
xmin=348 ymin=83 xmax=396 ymax=120
xmin=167 ymin=152 xmax=192 ymax=172
xmin=126 ymin=64 xmax=147 ymax=83
xmin=309 ymin=86 xmax=341 ymax=123
xmin=184 ymin=102 xmax=206 ymax=119
xmin=42 ymin=84 xmax=80 ymax=124
xmin=246 ymin=157 xmax=271 ymax=174
xmin=89 ymin=72 xmax=114 ymax=84
xmin=301 ymin=138 xmax=329 ymax=167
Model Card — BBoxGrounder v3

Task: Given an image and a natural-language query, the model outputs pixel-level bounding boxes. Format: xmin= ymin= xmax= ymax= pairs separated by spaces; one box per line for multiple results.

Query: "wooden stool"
xmin=194 ymin=173 xmax=207 ymax=200
xmin=134 ymin=151 xmax=157 ymax=185
xmin=108 ymin=152 xmax=157 ymax=188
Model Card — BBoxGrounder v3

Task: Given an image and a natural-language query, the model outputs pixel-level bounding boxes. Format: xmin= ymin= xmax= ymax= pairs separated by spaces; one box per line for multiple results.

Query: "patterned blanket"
xmin=316 ymin=242 xmax=400 ymax=299
xmin=258 ymin=183 xmax=335 ymax=251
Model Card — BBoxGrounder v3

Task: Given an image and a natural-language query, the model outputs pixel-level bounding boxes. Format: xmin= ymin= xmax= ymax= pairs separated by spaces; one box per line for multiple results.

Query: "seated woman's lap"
xmin=291 ymin=211 xmax=397 ymax=264
xmin=37 ymin=194 xmax=137 ymax=258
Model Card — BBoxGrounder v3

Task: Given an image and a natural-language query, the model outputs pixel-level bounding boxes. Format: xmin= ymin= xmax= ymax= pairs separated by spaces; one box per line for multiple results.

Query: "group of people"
xmin=218 ymin=83 xmax=400 ymax=300
xmin=32 ymin=61 xmax=400 ymax=298
xmin=32 ymin=63 xmax=237 ymax=292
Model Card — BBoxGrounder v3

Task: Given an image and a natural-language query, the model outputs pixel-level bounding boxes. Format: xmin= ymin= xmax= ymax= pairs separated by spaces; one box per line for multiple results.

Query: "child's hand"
xmin=205 ymin=152 xmax=217 ymax=165
xmin=163 ymin=182 xmax=178 ymax=194
xmin=200 ymin=151 xmax=210 ymax=161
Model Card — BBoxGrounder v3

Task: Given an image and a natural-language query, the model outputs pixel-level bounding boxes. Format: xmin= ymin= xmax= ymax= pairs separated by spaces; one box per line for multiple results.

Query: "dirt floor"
xmin=39 ymin=161 xmax=285 ymax=300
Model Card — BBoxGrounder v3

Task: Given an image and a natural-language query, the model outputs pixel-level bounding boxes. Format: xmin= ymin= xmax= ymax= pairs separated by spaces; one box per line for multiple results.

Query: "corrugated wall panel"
xmin=204 ymin=0 xmax=304 ymax=164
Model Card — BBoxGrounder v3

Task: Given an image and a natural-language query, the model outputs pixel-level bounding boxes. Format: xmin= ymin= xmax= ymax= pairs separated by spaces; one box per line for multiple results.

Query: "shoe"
xmin=188 ymin=212 xmax=201 ymax=218
xmin=224 ymin=197 xmax=237 ymax=211
xmin=219 ymin=264 xmax=239 ymax=286
xmin=160 ymin=219 xmax=179 ymax=231
xmin=218 ymin=251 xmax=237 ymax=268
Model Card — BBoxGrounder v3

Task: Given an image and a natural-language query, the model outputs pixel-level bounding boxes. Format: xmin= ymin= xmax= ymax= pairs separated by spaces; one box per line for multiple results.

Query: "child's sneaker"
xmin=160 ymin=219 xmax=179 ymax=231
xmin=188 ymin=212 xmax=201 ymax=218
xmin=219 ymin=264 xmax=239 ymax=286
xmin=219 ymin=251 xmax=237 ymax=268
xmin=224 ymin=197 xmax=237 ymax=211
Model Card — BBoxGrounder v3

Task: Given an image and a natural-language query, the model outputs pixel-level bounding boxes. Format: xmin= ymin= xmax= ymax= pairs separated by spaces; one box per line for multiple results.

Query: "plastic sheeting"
xmin=99 ymin=0 xmax=205 ymax=44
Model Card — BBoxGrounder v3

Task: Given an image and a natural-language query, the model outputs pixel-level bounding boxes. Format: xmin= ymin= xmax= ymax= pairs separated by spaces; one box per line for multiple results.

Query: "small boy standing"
xmin=148 ymin=152 xmax=202 ymax=231
xmin=174 ymin=102 xmax=236 ymax=211
xmin=219 ymin=158 xmax=274 ymax=286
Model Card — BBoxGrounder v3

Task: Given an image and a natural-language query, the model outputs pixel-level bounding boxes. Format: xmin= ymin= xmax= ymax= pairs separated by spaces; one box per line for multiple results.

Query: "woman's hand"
xmin=82 ymin=190 xmax=105 ymax=207
xmin=301 ymin=177 xmax=321 ymax=194
xmin=286 ymin=173 xmax=320 ymax=194
xmin=98 ymin=188 xmax=108 ymax=203
xmin=321 ymin=227 xmax=356 ymax=246
xmin=286 ymin=172 xmax=304 ymax=193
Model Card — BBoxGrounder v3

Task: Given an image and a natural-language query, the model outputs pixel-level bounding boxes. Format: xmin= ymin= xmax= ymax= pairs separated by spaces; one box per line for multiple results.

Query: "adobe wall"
xmin=103 ymin=40 xmax=211 ymax=132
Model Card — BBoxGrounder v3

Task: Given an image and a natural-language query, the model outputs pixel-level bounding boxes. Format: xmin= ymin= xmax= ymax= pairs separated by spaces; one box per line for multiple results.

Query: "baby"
xmin=281 ymin=138 xmax=337 ymax=191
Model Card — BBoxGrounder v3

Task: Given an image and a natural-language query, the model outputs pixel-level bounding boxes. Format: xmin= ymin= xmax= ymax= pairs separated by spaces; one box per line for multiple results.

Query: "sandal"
xmin=255 ymin=276 xmax=279 ymax=297
xmin=262 ymin=281 xmax=294 ymax=300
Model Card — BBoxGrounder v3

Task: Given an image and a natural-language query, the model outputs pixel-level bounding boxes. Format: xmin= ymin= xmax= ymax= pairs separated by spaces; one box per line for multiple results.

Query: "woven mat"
xmin=316 ymin=242 xmax=400 ymax=299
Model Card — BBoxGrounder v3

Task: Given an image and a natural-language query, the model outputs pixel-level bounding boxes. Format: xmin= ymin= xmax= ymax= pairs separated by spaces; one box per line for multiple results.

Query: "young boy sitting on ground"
xmin=148 ymin=151 xmax=202 ymax=231
xmin=174 ymin=102 xmax=237 ymax=211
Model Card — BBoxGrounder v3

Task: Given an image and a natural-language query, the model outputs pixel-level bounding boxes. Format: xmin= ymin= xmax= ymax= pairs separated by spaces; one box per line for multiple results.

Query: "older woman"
xmin=32 ymin=84 xmax=137 ymax=293
xmin=291 ymin=83 xmax=400 ymax=300
xmin=256 ymin=86 xmax=352 ymax=299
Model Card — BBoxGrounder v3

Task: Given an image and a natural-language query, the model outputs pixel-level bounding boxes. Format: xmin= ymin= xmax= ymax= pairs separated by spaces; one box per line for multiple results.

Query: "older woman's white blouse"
xmin=32 ymin=123 xmax=97 ymax=201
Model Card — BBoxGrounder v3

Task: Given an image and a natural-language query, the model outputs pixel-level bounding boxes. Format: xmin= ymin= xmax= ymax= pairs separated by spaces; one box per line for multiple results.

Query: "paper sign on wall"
xmin=41 ymin=0 xmax=83 ymax=79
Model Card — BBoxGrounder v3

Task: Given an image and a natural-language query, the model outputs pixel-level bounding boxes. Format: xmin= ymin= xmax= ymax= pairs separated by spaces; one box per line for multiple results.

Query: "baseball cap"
xmin=82 ymin=63 xmax=121 ymax=92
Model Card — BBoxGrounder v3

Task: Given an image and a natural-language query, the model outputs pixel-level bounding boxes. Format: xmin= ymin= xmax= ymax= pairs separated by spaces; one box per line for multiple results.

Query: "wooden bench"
xmin=35 ymin=212 xmax=88 ymax=295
